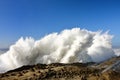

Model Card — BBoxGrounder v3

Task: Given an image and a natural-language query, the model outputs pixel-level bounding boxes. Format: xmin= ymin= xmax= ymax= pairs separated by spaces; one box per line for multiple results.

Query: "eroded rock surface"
xmin=0 ymin=56 xmax=120 ymax=80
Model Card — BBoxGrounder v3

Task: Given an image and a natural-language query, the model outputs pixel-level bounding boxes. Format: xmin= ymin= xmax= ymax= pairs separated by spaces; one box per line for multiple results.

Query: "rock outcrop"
xmin=0 ymin=56 xmax=120 ymax=80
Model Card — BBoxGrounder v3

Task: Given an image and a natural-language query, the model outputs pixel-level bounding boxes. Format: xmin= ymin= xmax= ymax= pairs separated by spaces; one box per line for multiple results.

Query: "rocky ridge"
xmin=0 ymin=56 xmax=120 ymax=80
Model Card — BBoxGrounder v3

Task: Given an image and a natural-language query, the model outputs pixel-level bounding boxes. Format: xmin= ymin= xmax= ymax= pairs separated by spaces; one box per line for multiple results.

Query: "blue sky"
xmin=0 ymin=0 xmax=120 ymax=48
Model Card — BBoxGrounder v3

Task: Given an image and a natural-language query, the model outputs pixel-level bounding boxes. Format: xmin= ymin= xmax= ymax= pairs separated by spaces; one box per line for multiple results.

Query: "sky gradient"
xmin=0 ymin=0 xmax=120 ymax=48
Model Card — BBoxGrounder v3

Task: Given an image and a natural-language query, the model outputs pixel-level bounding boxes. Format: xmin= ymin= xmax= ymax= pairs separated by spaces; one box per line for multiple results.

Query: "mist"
xmin=0 ymin=28 xmax=117 ymax=73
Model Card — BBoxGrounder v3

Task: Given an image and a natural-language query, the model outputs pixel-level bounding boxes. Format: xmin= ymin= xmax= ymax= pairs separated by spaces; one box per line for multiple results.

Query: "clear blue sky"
xmin=0 ymin=0 xmax=120 ymax=48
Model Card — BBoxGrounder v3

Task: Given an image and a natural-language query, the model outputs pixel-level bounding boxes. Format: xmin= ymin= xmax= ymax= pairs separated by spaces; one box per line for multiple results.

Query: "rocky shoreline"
xmin=0 ymin=56 xmax=120 ymax=80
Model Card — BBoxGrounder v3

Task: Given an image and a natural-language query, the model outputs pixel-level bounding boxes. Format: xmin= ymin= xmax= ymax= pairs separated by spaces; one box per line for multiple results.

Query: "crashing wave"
xmin=0 ymin=28 xmax=115 ymax=73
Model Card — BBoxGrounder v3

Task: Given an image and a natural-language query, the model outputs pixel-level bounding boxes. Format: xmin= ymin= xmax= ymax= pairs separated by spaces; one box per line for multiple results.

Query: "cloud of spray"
xmin=0 ymin=28 xmax=116 ymax=73
xmin=114 ymin=48 xmax=120 ymax=56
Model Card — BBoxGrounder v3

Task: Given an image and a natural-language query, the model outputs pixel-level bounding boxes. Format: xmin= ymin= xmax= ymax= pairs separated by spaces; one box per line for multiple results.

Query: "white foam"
xmin=0 ymin=28 xmax=116 ymax=73
xmin=114 ymin=48 xmax=120 ymax=56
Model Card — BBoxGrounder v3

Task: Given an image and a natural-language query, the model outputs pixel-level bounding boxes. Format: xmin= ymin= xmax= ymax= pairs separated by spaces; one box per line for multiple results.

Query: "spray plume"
xmin=0 ymin=28 xmax=115 ymax=73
